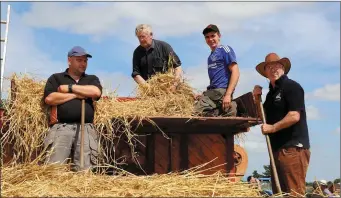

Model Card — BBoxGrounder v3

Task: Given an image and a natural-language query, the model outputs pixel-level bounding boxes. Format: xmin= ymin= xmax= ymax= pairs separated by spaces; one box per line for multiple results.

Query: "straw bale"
xmin=0 ymin=70 xmax=246 ymax=168
xmin=1 ymin=74 xmax=49 ymax=164
xmin=1 ymin=163 xmax=262 ymax=197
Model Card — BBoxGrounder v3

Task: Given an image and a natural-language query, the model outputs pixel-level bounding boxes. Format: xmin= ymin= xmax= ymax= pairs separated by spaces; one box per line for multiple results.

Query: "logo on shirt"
xmin=210 ymin=53 xmax=218 ymax=62
xmin=208 ymin=63 xmax=217 ymax=69
xmin=275 ymin=92 xmax=281 ymax=101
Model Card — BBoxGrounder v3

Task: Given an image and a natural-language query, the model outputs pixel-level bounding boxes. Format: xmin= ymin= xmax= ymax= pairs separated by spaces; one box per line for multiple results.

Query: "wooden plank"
xmin=171 ymin=134 xmax=181 ymax=171
xmin=189 ymin=135 xmax=226 ymax=174
xmin=154 ymin=134 xmax=169 ymax=174
xmin=187 ymin=137 xmax=208 ymax=170
xmin=167 ymin=133 xmax=172 ymax=172
xmin=145 ymin=133 xmax=155 ymax=174
xmin=225 ymin=133 xmax=236 ymax=178
xmin=179 ymin=134 xmax=188 ymax=170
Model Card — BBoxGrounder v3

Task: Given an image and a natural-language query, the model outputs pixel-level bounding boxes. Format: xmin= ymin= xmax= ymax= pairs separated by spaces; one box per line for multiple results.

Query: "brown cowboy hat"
xmin=256 ymin=53 xmax=291 ymax=77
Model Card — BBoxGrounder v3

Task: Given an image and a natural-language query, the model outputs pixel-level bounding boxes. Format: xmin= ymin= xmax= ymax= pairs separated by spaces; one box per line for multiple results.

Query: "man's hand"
xmin=222 ymin=94 xmax=232 ymax=111
xmin=261 ymin=123 xmax=276 ymax=134
xmin=58 ymin=85 xmax=69 ymax=93
xmin=193 ymin=93 xmax=202 ymax=100
xmin=75 ymin=93 xmax=86 ymax=99
xmin=168 ymin=84 xmax=177 ymax=93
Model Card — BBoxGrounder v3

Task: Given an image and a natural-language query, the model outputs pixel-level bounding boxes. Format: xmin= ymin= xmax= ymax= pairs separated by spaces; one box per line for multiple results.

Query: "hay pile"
xmin=1 ymin=74 xmax=49 ymax=163
xmin=0 ymin=71 xmax=198 ymax=165
xmin=1 ymin=163 xmax=262 ymax=197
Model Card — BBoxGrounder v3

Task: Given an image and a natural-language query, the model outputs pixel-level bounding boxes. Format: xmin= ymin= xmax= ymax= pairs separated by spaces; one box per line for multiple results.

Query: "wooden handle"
xmin=80 ymin=99 xmax=85 ymax=169
xmin=255 ymin=94 xmax=282 ymax=194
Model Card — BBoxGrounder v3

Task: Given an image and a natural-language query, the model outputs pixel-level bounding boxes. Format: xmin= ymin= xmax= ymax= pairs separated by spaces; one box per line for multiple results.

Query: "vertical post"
xmin=179 ymin=134 xmax=188 ymax=170
xmin=80 ymin=99 xmax=85 ymax=169
xmin=0 ymin=5 xmax=11 ymax=100
xmin=167 ymin=133 xmax=172 ymax=173
xmin=145 ymin=133 xmax=155 ymax=174
xmin=225 ymin=133 xmax=236 ymax=178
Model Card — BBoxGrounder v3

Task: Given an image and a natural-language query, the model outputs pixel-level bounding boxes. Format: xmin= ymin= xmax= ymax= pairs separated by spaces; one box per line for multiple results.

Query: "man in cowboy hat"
xmin=253 ymin=53 xmax=311 ymax=197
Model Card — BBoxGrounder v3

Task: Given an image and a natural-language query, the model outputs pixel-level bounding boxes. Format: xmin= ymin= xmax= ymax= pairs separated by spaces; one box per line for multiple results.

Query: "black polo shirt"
xmin=132 ymin=39 xmax=181 ymax=80
xmin=43 ymin=69 xmax=102 ymax=123
xmin=263 ymin=75 xmax=310 ymax=152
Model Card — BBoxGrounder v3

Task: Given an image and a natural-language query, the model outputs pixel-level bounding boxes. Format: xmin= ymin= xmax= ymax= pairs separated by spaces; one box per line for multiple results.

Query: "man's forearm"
xmin=174 ymin=66 xmax=183 ymax=84
xmin=133 ymin=75 xmax=147 ymax=84
xmin=45 ymin=92 xmax=77 ymax=106
xmin=71 ymin=85 xmax=101 ymax=98
xmin=226 ymin=64 xmax=240 ymax=96
xmin=273 ymin=111 xmax=300 ymax=132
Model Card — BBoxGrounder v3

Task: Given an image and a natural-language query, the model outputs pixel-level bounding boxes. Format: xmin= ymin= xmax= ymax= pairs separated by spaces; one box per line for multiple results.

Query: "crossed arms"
xmin=45 ymin=85 xmax=101 ymax=106
xmin=44 ymin=75 xmax=102 ymax=106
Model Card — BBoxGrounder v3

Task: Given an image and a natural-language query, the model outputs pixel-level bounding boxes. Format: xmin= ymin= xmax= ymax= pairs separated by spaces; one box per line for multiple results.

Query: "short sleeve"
xmin=44 ymin=74 xmax=59 ymax=100
xmin=132 ymin=49 xmax=141 ymax=78
xmin=223 ymin=45 xmax=237 ymax=66
xmin=89 ymin=75 xmax=102 ymax=101
xmin=284 ymin=82 xmax=305 ymax=112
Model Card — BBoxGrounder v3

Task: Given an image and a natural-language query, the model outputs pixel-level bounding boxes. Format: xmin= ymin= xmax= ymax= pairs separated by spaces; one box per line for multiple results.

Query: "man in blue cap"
xmin=43 ymin=46 xmax=102 ymax=171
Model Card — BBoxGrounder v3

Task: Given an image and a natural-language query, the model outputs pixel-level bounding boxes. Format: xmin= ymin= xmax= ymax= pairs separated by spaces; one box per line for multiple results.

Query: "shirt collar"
xmin=63 ymin=68 xmax=87 ymax=77
xmin=269 ymin=74 xmax=288 ymax=90
xmin=145 ymin=40 xmax=155 ymax=51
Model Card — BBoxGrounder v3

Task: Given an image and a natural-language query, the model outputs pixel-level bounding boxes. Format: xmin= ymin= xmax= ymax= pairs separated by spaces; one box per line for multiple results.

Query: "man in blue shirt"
xmin=194 ymin=24 xmax=240 ymax=117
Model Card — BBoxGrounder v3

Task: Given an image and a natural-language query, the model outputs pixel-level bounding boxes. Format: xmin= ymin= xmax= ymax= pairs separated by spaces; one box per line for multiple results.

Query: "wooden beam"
xmin=145 ymin=133 xmax=155 ymax=174
xmin=180 ymin=134 xmax=188 ymax=170
xmin=225 ymin=133 xmax=236 ymax=178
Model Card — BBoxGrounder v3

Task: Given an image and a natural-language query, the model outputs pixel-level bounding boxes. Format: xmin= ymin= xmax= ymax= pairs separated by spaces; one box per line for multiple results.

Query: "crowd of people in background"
xmin=247 ymin=175 xmax=340 ymax=197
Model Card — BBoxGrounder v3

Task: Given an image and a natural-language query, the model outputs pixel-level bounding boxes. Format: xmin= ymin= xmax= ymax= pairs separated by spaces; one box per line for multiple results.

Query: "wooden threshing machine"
xmin=114 ymin=92 xmax=261 ymax=180
xmin=1 ymin=79 xmax=262 ymax=180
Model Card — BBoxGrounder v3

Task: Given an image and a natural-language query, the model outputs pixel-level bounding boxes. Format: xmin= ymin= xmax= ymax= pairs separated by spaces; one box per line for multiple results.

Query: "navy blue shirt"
xmin=264 ymin=75 xmax=310 ymax=151
xmin=207 ymin=45 xmax=237 ymax=89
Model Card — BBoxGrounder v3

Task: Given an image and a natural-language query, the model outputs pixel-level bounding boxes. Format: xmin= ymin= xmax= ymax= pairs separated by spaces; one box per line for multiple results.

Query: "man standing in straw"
xmin=43 ymin=46 xmax=102 ymax=171
xmin=132 ymin=24 xmax=182 ymax=92
xmin=253 ymin=53 xmax=311 ymax=196
xmin=194 ymin=24 xmax=240 ymax=117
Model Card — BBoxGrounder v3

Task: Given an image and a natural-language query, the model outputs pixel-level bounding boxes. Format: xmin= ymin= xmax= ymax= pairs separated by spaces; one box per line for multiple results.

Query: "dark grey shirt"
xmin=132 ymin=39 xmax=181 ymax=80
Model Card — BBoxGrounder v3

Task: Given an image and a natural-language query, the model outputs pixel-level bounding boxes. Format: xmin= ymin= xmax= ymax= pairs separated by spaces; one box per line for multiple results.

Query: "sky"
xmin=0 ymin=2 xmax=340 ymax=182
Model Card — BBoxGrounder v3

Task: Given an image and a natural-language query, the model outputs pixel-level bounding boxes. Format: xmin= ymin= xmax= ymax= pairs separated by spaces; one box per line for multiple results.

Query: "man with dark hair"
xmin=194 ymin=24 xmax=240 ymax=117
xmin=43 ymin=46 xmax=102 ymax=171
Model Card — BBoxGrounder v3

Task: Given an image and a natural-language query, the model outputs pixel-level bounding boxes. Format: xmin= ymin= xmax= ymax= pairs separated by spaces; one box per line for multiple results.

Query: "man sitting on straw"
xmin=43 ymin=46 xmax=102 ymax=171
xmin=132 ymin=24 xmax=183 ymax=92
xmin=194 ymin=24 xmax=240 ymax=117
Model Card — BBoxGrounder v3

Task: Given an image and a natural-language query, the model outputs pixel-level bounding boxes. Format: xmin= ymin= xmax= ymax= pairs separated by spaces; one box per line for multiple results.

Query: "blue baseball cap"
xmin=67 ymin=46 xmax=92 ymax=58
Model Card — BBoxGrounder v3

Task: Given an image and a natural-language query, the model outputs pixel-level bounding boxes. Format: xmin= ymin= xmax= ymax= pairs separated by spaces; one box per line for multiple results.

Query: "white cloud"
xmin=21 ymin=2 xmax=302 ymax=37
xmin=306 ymin=105 xmax=321 ymax=120
xmin=307 ymin=83 xmax=340 ymax=101
xmin=0 ymin=7 xmax=65 ymax=98
xmin=17 ymin=2 xmax=339 ymax=65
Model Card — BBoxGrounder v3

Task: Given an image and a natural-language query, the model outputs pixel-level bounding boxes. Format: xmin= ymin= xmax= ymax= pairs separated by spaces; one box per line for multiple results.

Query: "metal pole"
xmin=80 ymin=99 xmax=85 ymax=169
xmin=255 ymin=93 xmax=282 ymax=194
xmin=0 ymin=5 xmax=11 ymax=100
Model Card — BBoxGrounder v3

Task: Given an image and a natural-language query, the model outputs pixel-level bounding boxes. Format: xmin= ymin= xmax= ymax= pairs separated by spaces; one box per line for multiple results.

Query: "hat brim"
xmin=69 ymin=53 xmax=92 ymax=58
xmin=255 ymin=57 xmax=291 ymax=78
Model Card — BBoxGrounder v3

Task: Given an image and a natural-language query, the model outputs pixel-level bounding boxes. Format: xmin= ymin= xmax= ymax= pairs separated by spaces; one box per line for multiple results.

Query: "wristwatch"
xmin=68 ymin=84 xmax=73 ymax=93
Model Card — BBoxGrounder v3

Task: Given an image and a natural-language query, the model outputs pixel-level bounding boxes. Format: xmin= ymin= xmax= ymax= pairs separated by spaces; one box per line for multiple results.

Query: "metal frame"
xmin=1 ymin=5 xmax=11 ymax=100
